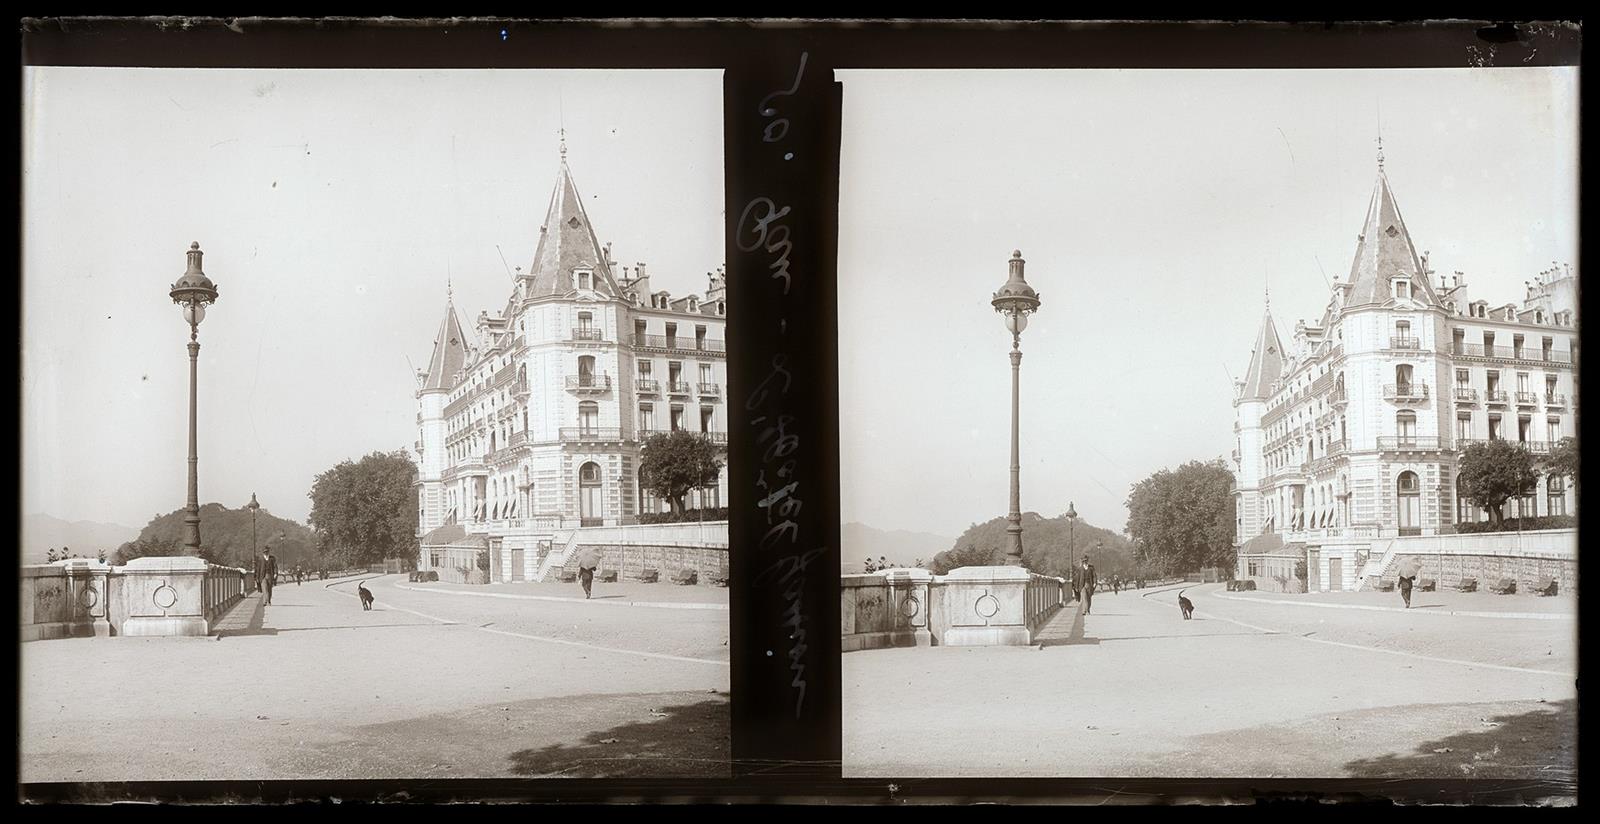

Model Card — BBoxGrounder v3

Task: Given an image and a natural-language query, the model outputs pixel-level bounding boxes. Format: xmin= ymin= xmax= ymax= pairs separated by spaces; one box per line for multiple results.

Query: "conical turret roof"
xmin=1343 ymin=167 xmax=1439 ymax=308
xmin=421 ymin=297 xmax=467 ymax=392
xmin=1241 ymin=306 xmax=1286 ymax=400
xmin=525 ymin=154 xmax=618 ymax=298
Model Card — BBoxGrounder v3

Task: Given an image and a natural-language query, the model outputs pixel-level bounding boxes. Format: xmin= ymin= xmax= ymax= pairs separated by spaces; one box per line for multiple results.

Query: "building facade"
xmin=414 ymin=145 xmax=729 ymax=582
xmin=1231 ymin=156 xmax=1578 ymax=590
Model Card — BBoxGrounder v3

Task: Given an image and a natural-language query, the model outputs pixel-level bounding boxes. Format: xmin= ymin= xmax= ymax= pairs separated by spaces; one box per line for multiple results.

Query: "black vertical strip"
xmin=726 ymin=55 xmax=843 ymax=778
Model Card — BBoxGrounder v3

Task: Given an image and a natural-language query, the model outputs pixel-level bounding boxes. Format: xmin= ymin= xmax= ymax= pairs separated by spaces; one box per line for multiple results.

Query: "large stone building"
xmin=414 ymin=143 xmax=729 ymax=582
xmin=1231 ymin=154 xmax=1578 ymax=590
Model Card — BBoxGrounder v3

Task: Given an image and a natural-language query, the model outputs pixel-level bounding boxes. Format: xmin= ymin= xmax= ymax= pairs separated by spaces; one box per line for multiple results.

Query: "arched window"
xmin=579 ymin=461 xmax=603 ymax=526
xmin=1395 ymin=411 xmax=1417 ymax=445
xmin=1397 ymin=471 xmax=1422 ymax=536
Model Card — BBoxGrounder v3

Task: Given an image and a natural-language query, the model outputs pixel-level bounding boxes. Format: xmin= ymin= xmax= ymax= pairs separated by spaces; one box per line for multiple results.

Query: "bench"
xmin=1533 ymin=577 xmax=1558 ymax=597
xmin=671 ymin=569 xmax=698 ymax=586
xmin=1418 ymin=578 xmax=1436 ymax=592
xmin=598 ymin=568 xmax=619 ymax=583
xmin=710 ymin=575 xmax=729 ymax=587
xmin=558 ymin=569 xmax=578 ymax=583
xmin=1456 ymin=577 xmax=1478 ymax=593
xmin=636 ymin=567 xmax=659 ymax=583
xmin=1488 ymin=577 xmax=1516 ymax=595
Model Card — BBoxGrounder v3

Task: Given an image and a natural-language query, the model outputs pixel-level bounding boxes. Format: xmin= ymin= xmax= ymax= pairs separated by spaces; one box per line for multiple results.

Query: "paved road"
xmin=21 ymin=574 xmax=728 ymax=782
xmin=844 ymin=581 xmax=1576 ymax=780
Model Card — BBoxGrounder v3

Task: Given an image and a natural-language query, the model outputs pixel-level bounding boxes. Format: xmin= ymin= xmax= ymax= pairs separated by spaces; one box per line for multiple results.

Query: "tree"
xmin=307 ymin=450 xmax=420 ymax=568
xmin=1125 ymin=459 xmax=1236 ymax=577
xmin=1545 ymin=436 xmax=1578 ymax=504
xmin=638 ymin=432 xmax=723 ymax=517
xmin=113 ymin=535 xmax=182 ymax=565
xmin=929 ymin=543 xmax=1000 ymax=575
xmin=1458 ymin=440 xmax=1538 ymax=529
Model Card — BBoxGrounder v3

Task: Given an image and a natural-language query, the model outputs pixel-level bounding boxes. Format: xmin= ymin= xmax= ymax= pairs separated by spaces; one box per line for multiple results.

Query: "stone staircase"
xmin=1354 ymin=538 xmax=1398 ymax=591
xmin=532 ymin=530 xmax=580 ymax=582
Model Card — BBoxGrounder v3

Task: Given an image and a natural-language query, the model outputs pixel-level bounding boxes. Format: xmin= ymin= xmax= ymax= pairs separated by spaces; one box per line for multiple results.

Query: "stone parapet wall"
xmin=844 ymin=566 xmax=1064 ymax=650
xmin=21 ymin=558 xmax=248 ymax=641
xmin=561 ymin=544 xmax=728 ymax=583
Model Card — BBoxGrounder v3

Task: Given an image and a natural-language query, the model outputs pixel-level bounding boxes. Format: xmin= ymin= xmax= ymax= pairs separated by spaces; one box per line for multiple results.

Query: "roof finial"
xmin=1376 ymin=134 xmax=1384 ymax=170
xmin=558 ymin=126 xmax=567 ymax=159
xmin=446 ymin=277 xmax=453 ymax=303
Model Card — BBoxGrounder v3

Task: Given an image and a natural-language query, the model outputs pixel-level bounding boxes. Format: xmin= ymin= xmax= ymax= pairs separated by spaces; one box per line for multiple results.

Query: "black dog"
xmin=1178 ymin=590 xmax=1194 ymax=620
xmin=358 ymin=582 xmax=375 ymax=611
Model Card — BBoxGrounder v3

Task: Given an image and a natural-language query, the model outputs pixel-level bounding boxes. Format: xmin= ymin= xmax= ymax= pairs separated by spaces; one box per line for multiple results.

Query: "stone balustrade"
xmin=843 ymin=566 xmax=1066 ymax=650
xmin=21 ymin=557 xmax=251 ymax=641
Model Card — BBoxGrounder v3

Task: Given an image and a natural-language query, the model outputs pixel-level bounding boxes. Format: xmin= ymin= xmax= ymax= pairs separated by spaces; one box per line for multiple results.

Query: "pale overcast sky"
xmin=22 ymin=68 xmax=724 ymax=528
xmin=837 ymin=68 xmax=1579 ymax=539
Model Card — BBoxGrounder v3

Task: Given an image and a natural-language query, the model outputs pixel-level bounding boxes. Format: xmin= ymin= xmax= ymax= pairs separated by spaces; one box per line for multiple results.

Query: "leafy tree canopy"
xmin=928 ymin=512 xmax=1138 ymax=579
xmin=307 ymin=450 xmax=419 ymax=568
xmin=638 ymin=432 xmax=723 ymax=516
xmin=1125 ymin=459 xmax=1236 ymax=577
xmin=112 ymin=503 xmax=315 ymax=569
xmin=1458 ymin=440 xmax=1539 ymax=529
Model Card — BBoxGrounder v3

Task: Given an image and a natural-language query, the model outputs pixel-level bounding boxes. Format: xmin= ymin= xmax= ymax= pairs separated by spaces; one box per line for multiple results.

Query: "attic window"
xmin=1385 ymin=225 xmax=1400 ymax=238
xmin=1393 ymin=279 xmax=1412 ymax=300
xmin=577 ymin=270 xmax=593 ymax=291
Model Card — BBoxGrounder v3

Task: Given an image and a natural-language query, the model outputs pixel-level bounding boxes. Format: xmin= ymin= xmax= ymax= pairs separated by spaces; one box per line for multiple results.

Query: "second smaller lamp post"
xmin=992 ymin=250 xmax=1041 ymax=566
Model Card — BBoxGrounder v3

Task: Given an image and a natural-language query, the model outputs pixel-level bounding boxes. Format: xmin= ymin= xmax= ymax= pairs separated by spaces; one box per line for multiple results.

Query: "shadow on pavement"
xmin=507 ymin=695 xmax=730 ymax=778
xmin=1343 ymin=698 xmax=1576 ymax=781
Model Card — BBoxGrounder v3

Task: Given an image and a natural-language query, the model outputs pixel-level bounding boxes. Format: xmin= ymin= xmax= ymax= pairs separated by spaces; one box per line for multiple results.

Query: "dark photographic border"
xmin=17 ymin=17 xmax=1581 ymax=805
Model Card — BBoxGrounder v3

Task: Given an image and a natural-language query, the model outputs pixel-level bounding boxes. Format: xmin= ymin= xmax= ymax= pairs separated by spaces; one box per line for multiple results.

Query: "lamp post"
xmin=1066 ymin=500 xmax=1078 ymax=573
xmin=169 ymin=242 xmax=219 ymax=555
xmin=991 ymin=250 xmax=1041 ymax=566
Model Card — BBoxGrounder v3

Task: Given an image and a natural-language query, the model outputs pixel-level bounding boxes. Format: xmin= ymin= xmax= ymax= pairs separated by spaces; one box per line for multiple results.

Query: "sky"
xmin=22 ymin=68 xmax=724 ymax=529
xmin=836 ymin=68 xmax=1579 ymax=539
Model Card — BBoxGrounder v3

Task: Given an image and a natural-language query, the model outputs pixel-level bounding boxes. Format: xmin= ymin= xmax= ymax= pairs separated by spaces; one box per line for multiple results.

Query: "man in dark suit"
xmin=1081 ymin=556 xmax=1097 ymax=616
xmin=260 ymin=548 xmax=278 ymax=605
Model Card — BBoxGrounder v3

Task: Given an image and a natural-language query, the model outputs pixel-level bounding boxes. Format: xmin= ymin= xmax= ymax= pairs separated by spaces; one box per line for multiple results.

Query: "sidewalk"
xmin=1212 ymin=587 xmax=1575 ymax=620
xmin=393 ymin=579 xmax=729 ymax=610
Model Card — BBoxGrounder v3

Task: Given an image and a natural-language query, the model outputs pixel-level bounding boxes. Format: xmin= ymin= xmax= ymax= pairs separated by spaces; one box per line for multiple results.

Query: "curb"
xmin=391 ymin=582 xmax=728 ymax=611
xmin=1209 ymin=589 xmax=1573 ymax=621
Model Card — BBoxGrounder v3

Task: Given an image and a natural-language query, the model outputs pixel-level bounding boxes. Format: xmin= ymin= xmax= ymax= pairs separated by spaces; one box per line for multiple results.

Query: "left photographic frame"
xmin=20 ymin=65 xmax=732 ymax=782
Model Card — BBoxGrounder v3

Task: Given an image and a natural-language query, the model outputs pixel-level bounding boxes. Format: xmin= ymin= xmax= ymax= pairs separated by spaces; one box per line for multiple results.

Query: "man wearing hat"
xmin=260 ymin=547 xmax=278 ymax=605
xmin=1080 ymin=553 xmax=1097 ymax=616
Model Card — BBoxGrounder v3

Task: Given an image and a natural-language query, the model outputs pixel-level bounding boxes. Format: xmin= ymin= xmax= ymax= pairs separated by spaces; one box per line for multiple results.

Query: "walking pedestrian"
xmin=1080 ymin=557 xmax=1097 ymax=616
xmin=576 ymin=547 xmax=601 ymax=600
xmin=1398 ymin=574 xmax=1415 ymax=609
xmin=260 ymin=548 xmax=278 ymax=605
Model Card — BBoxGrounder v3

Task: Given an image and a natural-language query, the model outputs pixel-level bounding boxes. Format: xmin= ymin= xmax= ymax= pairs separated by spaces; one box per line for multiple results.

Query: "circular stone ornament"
xmin=975 ymin=593 xmax=1000 ymax=618
xmin=900 ymin=595 xmax=921 ymax=618
xmin=153 ymin=584 xmax=179 ymax=609
xmin=78 ymin=585 xmax=99 ymax=609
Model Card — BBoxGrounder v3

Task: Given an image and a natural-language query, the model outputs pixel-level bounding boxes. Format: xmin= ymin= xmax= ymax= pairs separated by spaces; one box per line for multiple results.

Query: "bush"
xmin=638 ymin=507 xmax=729 ymax=525
xmin=1454 ymin=515 xmax=1575 ymax=534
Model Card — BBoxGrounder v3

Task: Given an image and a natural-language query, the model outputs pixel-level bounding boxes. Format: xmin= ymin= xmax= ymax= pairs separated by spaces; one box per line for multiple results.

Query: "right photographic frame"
xmin=835 ymin=67 xmax=1578 ymax=781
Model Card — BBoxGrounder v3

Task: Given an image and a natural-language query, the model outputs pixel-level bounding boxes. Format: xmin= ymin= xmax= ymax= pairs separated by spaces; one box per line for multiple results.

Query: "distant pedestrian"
xmin=576 ymin=547 xmax=601 ymax=599
xmin=864 ymin=557 xmax=876 ymax=573
xmin=879 ymin=555 xmax=890 ymax=571
xmin=1112 ymin=576 xmax=1120 ymax=595
xmin=260 ymin=548 xmax=278 ymax=605
xmin=1081 ymin=558 xmax=1097 ymax=616
xmin=1398 ymin=574 xmax=1415 ymax=609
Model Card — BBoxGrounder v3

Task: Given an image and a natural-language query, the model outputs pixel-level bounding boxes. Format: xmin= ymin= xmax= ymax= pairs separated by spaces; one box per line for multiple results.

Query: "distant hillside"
xmin=22 ymin=514 xmax=139 ymax=565
xmin=931 ymin=512 xmax=1138 ymax=579
xmin=115 ymin=502 xmax=319 ymax=570
xmin=842 ymin=523 xmax=954 ymax=571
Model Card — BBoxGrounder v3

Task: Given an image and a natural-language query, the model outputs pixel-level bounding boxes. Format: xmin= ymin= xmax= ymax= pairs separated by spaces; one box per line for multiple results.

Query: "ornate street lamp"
xmin=1066 ymin=500 xmax=1078 ymax=579
xmin=169 ymin=242 xmax=219 ymax=555
xmin=247 ymin=492 xmax=261 ymax=587
xmin=992 ymin=250 xmax=1041 ymax=566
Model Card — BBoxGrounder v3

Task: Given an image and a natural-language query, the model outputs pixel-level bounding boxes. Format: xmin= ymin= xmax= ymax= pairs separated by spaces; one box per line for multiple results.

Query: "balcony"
xmin=1328 ymin=387 xmax=1348 ymax=406
xmin=1326 ymin=439 xmax=1348 ymax=457
xmin=511 ymin=377 xmax=529 ymax=398
xmin=667 ymin=380 xmax=692 ymax=396
xmin=1452 ymin=342 xmax=1574 ymax=366
xmin=1484 ymin=389 xmax=1509 ymax=406
xmin=697 ymin=382 xmax=721 ymax=398
xmin=565 ymin=375 xmax=612 ymax=394
xmin=1545 ymin=392 xmax=1567 ymax=409
xmin=1452 ymin=387 xmax=1478 ymax=403
xmin=1382 ymin=383 xmax=1429 ymax=403
xmin=1376 ymin=436 xmax=1450 ymax=451
xmin=703 ymin=431 xmax=728 ymax=445
xmin=635 ymin=378 xmax=660 ymax=395
xmin=1389 ymin=336 xmax=1421 ymax=350
xmin=637 ymin=428 xmax=670 ymax=441
xmin=1522 ymin=440 xmax=1553 ymax=455
xmin=1514 ymin=391 xmax=1539 ymax=407
xmin=559 ymin=427 xmax=623 ymax=443
xmin=571 ymin=327 xmax=604 ymax=342
xmin=630 ymin=334 xmax=726 ymax=355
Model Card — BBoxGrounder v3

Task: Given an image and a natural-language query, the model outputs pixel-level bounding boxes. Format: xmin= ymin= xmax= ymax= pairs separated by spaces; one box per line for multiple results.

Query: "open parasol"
xmin=1396 ymin=557 xmax=1422 ymax=579
xmin=575 ymin=547 xmax=603 ymax=571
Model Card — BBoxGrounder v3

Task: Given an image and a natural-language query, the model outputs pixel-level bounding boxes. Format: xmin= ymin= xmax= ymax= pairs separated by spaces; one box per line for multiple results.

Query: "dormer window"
xmin=576 ymin=269 xmax=594 ymax=292
xmin=1393 ymin=278 xmax=1412 ymax=300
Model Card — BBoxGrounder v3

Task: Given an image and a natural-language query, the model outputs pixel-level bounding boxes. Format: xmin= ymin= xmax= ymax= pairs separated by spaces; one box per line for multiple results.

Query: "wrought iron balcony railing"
xmin=1451 ymin=342 xmax=1573 ymax=364
xmin=635 ymin=378 xmax=660 ymax=394
xmin=565 ymin=375 xmax=612 ymax=392
xmin=1389 ymin=336 xmax=1420 ymax=350
xmin=1382 ymin=383 xmax=1429 ymax=402
xmin=1453 ymin=387 xmax=1478 ymax=402
xmin=1545 ymin=392 xmax=1567 ymax=408
xmin=697 ymin=382 xmax=721 ymax=396
xmin=1484 ymin=389 xmax=1509 ymax=404
xmin=1515 ymin=391 xmax=1539 ymax=406
xmin=571 ymin=328 xmax=604 ymax=342
xmin=630 ymin=334 xmax=726 ymax=354
xmin=1376 ymin=436 xmax=1450 ymax=451
xmin=559 ymin=427 xmax=623 ymax=442
xmin=667 ymin=381 xmax=692 ymax=395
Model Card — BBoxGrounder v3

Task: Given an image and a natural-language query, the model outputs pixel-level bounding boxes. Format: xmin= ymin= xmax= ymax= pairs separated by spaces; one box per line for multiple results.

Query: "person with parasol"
xmin=575 ymin=546 xmax=603 ymax=599
xmin=1396 ymin=557 xmax=1422 ymax=609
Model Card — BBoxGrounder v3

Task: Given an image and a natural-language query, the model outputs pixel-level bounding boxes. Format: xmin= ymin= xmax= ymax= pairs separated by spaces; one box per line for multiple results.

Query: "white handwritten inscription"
xmin=740 ymin=51 xmax=816 ymax=720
